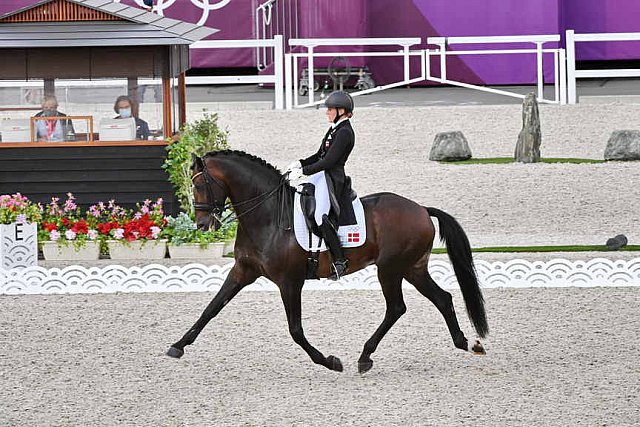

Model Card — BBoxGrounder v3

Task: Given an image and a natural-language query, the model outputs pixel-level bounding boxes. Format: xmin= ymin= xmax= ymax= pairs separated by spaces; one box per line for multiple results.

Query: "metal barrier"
xmin=284 ymin=37 xmax=423 ymax=109
xmin=255 ymin=0 xmax=299 ymax=70
xmin=189 ymin=36 xmax=285 ymax=109
xmin=566 ymin=29 xmax=640 ymax=104
xmin=426 ymin=35 xmax=566 ymax=104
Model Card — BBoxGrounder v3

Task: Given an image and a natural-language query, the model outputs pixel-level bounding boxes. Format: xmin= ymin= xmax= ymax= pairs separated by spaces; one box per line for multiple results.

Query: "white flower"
xmin=150 ymin=226 xmax=161 ymax=239
xmin=112 ymin=228 xmax=125 ymax=240
xmin=50 ymin=230 xmax=61 ymax=241
xmin=65 ymin=230 xmax=77 ymax=240
xmin=88 ymin=229 xmax=98 ymax=240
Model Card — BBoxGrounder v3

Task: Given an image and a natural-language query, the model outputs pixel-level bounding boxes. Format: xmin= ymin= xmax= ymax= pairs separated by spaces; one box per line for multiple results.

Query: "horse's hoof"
xmin=326 ymin=355 xmax=343 ymax=372
xmin=358 ymin=360 xmax=373 ymax=374
xmin=471 ymin=340 xmax=486 ymax=355
xmin=166 ymin=346 xmax=184 ymax=358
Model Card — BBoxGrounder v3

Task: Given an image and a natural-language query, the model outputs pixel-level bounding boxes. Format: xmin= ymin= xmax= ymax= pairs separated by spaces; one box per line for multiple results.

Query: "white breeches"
xmin=305 ymin=171 xmax=330 ymax=226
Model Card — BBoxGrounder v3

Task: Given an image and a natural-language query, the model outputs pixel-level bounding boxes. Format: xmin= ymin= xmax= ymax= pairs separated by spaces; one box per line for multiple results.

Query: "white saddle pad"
xmin=293 ymin=193 xmax=366 ymax=252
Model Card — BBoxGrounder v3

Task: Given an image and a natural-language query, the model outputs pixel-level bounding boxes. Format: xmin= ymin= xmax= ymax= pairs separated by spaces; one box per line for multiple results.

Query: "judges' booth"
xmin=0 ymin=0 xmax=217 ymax=214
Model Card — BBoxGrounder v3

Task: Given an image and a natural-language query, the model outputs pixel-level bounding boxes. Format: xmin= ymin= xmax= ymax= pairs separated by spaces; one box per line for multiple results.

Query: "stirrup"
xmin=328 ymin=259 xmax=349 ymax=281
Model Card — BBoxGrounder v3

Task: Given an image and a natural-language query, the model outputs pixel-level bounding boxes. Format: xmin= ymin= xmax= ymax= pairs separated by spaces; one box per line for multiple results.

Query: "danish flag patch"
xmin=347 ymin=232 xmax=360 ymax=243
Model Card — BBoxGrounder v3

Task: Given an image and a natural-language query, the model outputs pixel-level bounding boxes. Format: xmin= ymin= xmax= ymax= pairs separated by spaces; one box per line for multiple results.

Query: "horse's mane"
xmin=204 ymin=150 xmax=282 ymax=178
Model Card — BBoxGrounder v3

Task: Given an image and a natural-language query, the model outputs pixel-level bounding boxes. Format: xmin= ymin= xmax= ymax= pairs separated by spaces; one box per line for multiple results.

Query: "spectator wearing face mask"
xmin=113 ymin=95 xmax=150 ymax=140
xmin=34 ymin=95 xmax=75 ymax=142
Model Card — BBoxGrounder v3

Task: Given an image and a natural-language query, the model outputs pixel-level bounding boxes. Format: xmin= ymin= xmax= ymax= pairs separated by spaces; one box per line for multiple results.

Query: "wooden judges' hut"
xmin=0 ymin=0 xmax=217 ymax=213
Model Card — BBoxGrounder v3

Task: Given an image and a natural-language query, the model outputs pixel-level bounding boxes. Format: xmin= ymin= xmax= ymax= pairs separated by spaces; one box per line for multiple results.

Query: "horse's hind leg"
xmin=279 ymin=280 xmax=343 ymax=372
xmin=404 ymin=265 xmax=482 ymax=353
xmin=167 ymin=264 xmax=258 ymax=358
xmin=358 ymin=267 xmax=406 ymax=374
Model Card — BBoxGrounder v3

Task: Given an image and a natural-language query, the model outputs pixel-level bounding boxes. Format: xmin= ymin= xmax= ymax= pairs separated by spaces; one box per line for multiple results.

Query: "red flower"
xmin=71 ymin=220 xmax=88 ymax=234
xmin=61 ymin=218 xmax=70 ymax=226
xmin=41 ymin=221 xmax=58 ymax=232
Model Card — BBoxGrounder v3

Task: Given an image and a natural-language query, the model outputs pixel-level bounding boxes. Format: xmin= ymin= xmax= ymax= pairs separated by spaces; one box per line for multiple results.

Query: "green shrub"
xmin=163 ymin=113 xmax=230 ymax=215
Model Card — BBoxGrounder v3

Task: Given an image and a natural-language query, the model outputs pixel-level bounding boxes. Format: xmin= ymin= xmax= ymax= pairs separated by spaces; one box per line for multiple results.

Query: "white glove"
xmin=284 ymin=160 xmax=302 ymax=174
xmin=287 ymin=166 xmax=303 ymax=181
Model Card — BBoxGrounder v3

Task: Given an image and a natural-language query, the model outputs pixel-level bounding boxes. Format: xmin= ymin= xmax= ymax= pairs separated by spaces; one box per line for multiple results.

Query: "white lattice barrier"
xmin=1 ymin=258 xmax=639 ymax=295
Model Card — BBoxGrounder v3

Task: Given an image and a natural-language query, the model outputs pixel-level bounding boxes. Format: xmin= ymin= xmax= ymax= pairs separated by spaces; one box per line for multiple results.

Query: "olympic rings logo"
xmin=113 ymin=0 xmax=232 ymax=26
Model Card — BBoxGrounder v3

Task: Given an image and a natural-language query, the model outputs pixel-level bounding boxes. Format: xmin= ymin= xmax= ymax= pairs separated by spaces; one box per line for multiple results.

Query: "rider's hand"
xmin=284 ymin=160 xmax=302 ymax=174
xmin=287 ymin=167 xmax=305 ymax=186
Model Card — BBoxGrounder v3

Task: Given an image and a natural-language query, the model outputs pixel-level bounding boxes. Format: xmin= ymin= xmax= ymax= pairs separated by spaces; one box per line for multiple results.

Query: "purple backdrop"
xmin=2 ymin=0 xmax=640 ymax=84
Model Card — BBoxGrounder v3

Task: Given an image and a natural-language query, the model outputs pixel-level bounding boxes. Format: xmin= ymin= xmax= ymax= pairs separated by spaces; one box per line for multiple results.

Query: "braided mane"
xmin=204 ymin=150 xmax=282 ymax=178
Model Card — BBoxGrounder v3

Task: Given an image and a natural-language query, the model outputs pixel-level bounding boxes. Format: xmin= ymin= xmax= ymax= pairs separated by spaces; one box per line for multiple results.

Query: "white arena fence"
xmin=566 ymin=29 xmax=640 ymax=104
xmin=1 ymin=258 xmax=639 ymax=295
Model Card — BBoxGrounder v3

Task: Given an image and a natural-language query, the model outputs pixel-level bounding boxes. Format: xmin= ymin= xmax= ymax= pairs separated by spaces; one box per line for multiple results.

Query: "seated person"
xmin=114 ymin=95 xmax=150 ymax=140
xmin=34 ymin=95 xmax=74 ymax=142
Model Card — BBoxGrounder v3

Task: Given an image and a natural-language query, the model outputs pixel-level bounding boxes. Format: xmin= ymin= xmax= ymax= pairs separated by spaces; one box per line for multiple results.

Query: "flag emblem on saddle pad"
xmin=347 ymin=232 xmax=360 ymax=243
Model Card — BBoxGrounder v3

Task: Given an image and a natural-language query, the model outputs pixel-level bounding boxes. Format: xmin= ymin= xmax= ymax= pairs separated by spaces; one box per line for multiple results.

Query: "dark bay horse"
xmin=166 ymin=150 xmax=488 ymax=373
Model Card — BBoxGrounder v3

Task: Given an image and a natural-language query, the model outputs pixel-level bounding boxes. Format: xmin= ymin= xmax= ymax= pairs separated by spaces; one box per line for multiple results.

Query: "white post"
xmin=403 ymin=45 xmax=410 ymax=82
xmin=293 ymin=55 xmax=299 ymax=108
xmin=554 ymin=50 xmax=559 ymax=103
xmin=559 ymin=48 xmax=567 ymax=104
xmin=285 ymin=52 xmax=292 ymax=110
xmin=273 ymin=35 xmax=284 ymax=110
xmin=536 ymin=42 xmax=544 ymax=100
xmin=439 ymin=42 xmax=447 ymax=82
xmin=566 ymin=30 xmax=577 ymax=104
xmin=307 ymin=46 xmax=314 ymax=105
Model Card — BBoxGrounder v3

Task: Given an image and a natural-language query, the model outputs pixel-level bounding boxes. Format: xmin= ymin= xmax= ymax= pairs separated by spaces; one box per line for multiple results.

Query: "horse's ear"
xmin=191 ymin=154 xmax=204 ymax=171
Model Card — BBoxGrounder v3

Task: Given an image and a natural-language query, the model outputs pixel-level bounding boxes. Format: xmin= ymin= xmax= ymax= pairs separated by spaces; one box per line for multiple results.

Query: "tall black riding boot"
xmin=320 ymin=217 xmax=348 ymax=280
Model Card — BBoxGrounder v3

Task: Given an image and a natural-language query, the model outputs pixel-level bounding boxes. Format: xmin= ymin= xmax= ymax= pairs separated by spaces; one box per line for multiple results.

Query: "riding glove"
xmin=285 ymin=160 xmax=302 ymax=173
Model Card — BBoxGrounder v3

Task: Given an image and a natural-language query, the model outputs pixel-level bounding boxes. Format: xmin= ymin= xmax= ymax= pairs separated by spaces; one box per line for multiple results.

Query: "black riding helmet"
xmin=325 ymin=90 xmax=354 ymax=113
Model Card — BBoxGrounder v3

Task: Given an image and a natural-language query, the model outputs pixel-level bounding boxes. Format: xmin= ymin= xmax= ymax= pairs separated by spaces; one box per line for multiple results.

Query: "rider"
xmin=286 ymin=90 xmax=355 ymax=280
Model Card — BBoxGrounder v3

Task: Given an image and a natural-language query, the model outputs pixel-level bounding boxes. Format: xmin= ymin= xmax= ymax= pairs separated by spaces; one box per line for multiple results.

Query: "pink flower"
xmin=50 ymin=230 xmax=61 ymax=241
xmin=150 ymin=226 xmax=161 ymax=239
xmin=16 ymin=214 xmax=27 ymax=223
xmin=88 ymin=229 xmax=98 ymax=240
xmin=65 ymin=230 xmax=77 ymax=240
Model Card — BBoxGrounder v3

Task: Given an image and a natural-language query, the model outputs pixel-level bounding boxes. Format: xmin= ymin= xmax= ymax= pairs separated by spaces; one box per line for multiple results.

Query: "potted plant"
xmin=39 ymin=193 xmax=101 ymax=261
xmin=165 ymin=212 xmax=227 ymax=259
xmin=0 ymin=193 xmax=41 ymax=268
xmin=105 ymin=198 xmax=168 ymax=260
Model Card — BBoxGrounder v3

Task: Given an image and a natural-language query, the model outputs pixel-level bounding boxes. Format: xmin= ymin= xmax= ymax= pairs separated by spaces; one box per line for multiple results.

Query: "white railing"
xmin=285 ymin=37 xmax=423 ymax=109
xmin=190 ymin=35 xmax=284 ymax=109
xmin=426 ymin=34 xmax=566 ymax=104
xmin=566 ymin=30 xmax=640 ymax=104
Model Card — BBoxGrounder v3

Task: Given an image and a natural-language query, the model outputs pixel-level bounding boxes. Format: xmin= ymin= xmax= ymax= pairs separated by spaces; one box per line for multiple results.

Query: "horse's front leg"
xmin=167 ymin=264 xmax=258 ymax=358
xmin=279 ymin=281 xmax=343 ymax=372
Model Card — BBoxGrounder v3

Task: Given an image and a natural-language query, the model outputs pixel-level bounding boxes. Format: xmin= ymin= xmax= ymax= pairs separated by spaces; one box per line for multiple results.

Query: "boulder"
xmin=514 ymin=92 xmax=542 ymax=163
xmin=604 ymin=130 xmax=640 ymax=160
xmin=429 ymin=131 xmax=472 ymax=161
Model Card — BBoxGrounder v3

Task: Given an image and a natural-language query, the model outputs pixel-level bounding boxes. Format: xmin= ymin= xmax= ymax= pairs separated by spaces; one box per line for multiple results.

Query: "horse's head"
xmin=191 ymin=154 xmax=228 ymax=231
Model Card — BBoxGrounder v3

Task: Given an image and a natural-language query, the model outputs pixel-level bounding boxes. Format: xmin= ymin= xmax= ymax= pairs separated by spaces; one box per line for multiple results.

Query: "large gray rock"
xmin=514 ymin=92 xmax=542 ymax=163
xmin=604 ymin=130 xmax=640 ymax=160
xmin=429 ymin=131 xmax=472 ymax=161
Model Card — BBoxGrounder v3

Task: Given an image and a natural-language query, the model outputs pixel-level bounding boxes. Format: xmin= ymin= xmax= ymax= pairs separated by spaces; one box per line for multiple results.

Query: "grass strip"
xmin=440 ymin=157 xmax=604 ymax=165
xmin=431 ymin=245 xmax=640 ymax=254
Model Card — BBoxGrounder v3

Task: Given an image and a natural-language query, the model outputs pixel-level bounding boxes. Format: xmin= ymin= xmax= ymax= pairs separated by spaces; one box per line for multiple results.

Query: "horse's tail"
xmin=425 ymin=207 xmax=488 ymax=338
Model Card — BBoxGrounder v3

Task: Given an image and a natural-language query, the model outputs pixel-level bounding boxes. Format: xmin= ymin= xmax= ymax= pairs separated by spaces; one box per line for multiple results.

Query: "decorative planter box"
xmin=224 ymin=239 xmax=235 ymax=257
xmin=42 ymin=241 xmax=100 ymax=261
xmin=0 ymin=222 xmax=38 ymax=269
xmin=168 ymin=242 xmax=225 ymax=259
xmin=107 ymin=239 xmax=167 ymax=260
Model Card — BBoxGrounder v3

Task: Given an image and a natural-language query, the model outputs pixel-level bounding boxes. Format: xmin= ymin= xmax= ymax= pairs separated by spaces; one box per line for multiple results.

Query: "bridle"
xmin=192 ymin=158 xmax=291 ymax=229
xmin=192 ymin=168 xmax=228 ymax=226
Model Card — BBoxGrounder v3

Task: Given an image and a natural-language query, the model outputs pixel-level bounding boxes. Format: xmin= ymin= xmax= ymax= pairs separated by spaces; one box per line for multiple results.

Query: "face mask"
xmin=119 ymin=108 xmax=132 ymax=118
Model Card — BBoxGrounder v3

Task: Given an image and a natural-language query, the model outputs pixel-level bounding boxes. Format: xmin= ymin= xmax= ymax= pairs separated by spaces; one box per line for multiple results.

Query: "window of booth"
xmin=0 ymin=78 xmax=169 ymax=144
